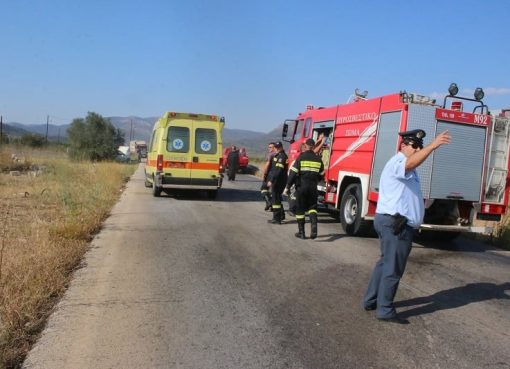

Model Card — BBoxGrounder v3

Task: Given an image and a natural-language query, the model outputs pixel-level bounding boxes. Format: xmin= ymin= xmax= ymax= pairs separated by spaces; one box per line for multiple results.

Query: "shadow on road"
xmin=396 ymin=282 xmax=510 ymax=319
xmin=413 ymin=235 xmax=501 ymax=253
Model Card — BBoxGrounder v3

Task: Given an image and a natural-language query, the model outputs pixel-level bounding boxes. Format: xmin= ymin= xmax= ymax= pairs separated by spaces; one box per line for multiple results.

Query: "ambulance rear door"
xmin=190 ymin=118 xmax=221 ymax=187
xmin=165 ymin=118 xmax=193 ymax=185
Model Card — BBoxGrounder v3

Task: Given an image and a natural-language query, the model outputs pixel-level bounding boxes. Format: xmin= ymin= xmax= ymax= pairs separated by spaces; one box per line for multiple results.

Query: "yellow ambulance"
xmin=144 ymin=112 xmax=225 ymax=198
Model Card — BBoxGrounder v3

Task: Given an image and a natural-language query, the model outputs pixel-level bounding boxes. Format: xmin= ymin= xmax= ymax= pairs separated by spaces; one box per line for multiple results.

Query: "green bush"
xmin=67 ymin=112 xmax=124 ymax=161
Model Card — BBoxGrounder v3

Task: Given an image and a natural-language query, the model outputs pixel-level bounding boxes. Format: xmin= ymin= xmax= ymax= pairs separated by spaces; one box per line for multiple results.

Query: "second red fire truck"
xmin=282 ymin=84 xmax=510 ymax=238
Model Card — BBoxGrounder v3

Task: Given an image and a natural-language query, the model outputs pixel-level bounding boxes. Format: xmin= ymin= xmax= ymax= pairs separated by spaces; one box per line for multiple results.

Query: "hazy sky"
xmin=1 ymin=0 xmax=509 ymax=132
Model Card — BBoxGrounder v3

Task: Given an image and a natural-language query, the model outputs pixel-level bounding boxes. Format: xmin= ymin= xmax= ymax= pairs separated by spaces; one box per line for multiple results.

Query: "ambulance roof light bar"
xmin=443 ymin=82 xmax=488 ymax=114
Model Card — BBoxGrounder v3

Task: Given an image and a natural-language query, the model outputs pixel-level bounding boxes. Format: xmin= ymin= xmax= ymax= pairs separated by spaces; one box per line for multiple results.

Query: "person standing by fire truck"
xmin=362 ymin=129 xmax=451 ymax=324
xmin=286 ymin=138 xmax=324 ymax=239
xmin=266 ymin=141 xmax=288 ymax=224
xmin=227 ymin=145 xmax=240 ymax=181
xmin=261 ymin=142 xmax=276 ymax=211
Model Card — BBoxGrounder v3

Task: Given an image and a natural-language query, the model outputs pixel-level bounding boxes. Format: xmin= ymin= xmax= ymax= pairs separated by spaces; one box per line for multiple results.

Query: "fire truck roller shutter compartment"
xmin=370 ymin=111 xmax=402 ymax=193
xmin=406 ymin=104 xmax=438 ymax=198
xmin=427 ymin=121 xmax=486 ymax=201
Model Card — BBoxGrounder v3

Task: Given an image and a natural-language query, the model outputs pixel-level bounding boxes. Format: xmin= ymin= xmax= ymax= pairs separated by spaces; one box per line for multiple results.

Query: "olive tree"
xmin=67 ymin=112 xmax=124 ymax=161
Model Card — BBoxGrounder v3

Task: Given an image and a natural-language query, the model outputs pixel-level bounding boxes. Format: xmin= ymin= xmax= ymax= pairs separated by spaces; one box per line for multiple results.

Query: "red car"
xmin=223 ymin=147 xmax=249 ymax=173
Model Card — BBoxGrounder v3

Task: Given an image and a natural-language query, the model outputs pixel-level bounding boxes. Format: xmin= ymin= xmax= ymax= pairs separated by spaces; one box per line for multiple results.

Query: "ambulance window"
xmin=195 ymin=128 xmax=217 ymax=154
xmin=167 ymin=126 xmax=190 ymax=153
xmin=294 ymin=120 xmax=304 ymax=140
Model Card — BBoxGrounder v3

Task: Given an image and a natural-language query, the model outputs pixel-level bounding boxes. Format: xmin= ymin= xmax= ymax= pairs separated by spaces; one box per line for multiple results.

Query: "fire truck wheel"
xmin=339 ymin=183 xmax=372 ymax=236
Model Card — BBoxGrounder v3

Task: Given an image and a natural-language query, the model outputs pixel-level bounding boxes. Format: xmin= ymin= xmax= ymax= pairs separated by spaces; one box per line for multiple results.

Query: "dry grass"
xmin=0 ymin=145 xmax=136 ymax=369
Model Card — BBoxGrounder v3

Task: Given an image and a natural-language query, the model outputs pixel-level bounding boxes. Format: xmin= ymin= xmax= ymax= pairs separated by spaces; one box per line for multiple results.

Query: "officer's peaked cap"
xmin=274 ymin=141 xmax=283 ymax=148
xmin=399 ymin=129 xmax=426 ymax=147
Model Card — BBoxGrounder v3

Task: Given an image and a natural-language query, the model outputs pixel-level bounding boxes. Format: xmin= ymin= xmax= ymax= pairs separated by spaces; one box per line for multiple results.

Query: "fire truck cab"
xmin=282 ymin=85 xmax=510 ymax=238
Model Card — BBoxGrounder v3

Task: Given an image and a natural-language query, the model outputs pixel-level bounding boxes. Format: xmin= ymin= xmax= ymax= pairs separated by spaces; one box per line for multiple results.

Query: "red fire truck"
xmin=282 ymin=84 xmax=510 ymax=238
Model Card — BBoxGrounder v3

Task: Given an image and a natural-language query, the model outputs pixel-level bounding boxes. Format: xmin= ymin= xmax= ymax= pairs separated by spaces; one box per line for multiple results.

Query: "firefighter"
xmin=261 ymin=142 xmax=276 ymax=211
xmin=227 ymin=145 xmax=240 ymax=181
xmin=286 ymin=138 xmax=324 ymax=239
xmin=362 ymin=129 xmax=451 ymax=324
xmin=287 ymin=142 xmax=306 ymax=217
xmin=266 ymin=141 xmax=288 ymax=224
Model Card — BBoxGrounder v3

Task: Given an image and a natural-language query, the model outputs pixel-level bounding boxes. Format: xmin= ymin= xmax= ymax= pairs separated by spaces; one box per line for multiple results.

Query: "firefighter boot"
xmin=268 ymin=206 xmax=282 ymax=224
xmin=281 ymin=208 xmax=286 ymax=221
xmin=295 ymin=219 xmax=306 ymax=239
xmin=310 ymin=213 xmax=318 ymax=239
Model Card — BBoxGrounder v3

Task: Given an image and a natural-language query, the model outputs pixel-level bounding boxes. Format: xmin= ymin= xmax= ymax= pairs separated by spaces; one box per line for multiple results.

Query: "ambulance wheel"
xmin=152 ymin=177 xmax=162 ymax=197
xmin=144 ymin=172 xmax=152 ymax=188
xmin=339 ymin=183 xmax=372 ymax=236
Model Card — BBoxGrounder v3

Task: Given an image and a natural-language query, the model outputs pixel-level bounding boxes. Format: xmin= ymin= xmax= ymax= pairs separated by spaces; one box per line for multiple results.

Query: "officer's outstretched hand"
xmin=283 ymin=187 xmax=289 ymax=196
xmin=431 ymin=130 xmax=451 ymax=149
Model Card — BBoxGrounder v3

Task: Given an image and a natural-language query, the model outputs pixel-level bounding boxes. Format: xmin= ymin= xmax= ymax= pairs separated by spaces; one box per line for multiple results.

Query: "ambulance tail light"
xmin=157 ymin=154 xmax=164 ymax=171
xmin=219 ymin=158 xmax=225 ymax=173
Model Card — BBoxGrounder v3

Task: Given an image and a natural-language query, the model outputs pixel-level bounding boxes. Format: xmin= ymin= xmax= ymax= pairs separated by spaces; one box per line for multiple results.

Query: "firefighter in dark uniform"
xmin=286 ymin=138 xmax=324 ymax=239
xmin=261 ymin=142 xmax=276 ymax=211
xmin=266 ymin=141 xmax=288 ymax=224
xmin=227 ymin=145 xmax=240 ymax=181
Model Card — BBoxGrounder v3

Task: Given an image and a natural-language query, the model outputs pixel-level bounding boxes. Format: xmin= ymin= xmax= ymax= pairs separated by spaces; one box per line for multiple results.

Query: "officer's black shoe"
xmin=295 ymin=232 xmax=306 ymax=239
xmin=377 ymin=316 xmax=409 ymax=325
xmin=363 ymin=305 xmax=376 ymax=311
xmin=264 ymin=203 xmax=271 ymax=211
xmin=268 ymin=219 xmax=281 ymax=225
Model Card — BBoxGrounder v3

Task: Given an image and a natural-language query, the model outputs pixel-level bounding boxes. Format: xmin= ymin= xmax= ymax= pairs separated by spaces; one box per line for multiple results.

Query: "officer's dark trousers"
xmin=295 ymin=182 xmax=318 ymax=235
xmin=271 ymin=182 xmax=286 ymax=221
xmin=260 ymin=181 xmax=272 ymax=208
xmin=296 ymin=183 xmax=318 ymax=214
xmin=363 ymin=213 xmax=414 ymax=319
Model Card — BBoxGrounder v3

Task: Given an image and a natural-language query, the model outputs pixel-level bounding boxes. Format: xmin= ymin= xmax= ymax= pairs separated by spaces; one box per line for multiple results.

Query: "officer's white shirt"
xmin=376 ymin=152 xmax=425 ymax=228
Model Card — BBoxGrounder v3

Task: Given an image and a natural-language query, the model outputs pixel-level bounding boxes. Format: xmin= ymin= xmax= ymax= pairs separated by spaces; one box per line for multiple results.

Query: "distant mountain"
xmin=5 ymin=117 xmax=285 ymax=158
xmin=1 ymin=123 xmax=32 ymax=137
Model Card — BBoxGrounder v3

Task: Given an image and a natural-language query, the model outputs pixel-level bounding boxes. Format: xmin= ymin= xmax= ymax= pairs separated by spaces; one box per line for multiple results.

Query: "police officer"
xmin=362 ymin=129 xmax=451 ymax=324
xmin=261 ymin=142 xmax=276 ymax=211
xmin=266 ymin=141 xmax=288 ymax=224
xmin=286 ymin=138 xmax=324 ymax=239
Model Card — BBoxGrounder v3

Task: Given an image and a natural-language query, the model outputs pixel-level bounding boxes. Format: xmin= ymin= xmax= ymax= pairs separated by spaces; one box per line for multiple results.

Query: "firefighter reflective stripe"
xmin=276 ymin=163 xmax=285 ymax=168
xmin=300 ymin=160 xmax=322 ymax=172
xmin=290 ymin=166 xmax=299 ymax=173
xmin=296 ymin=214 xmax=306 ymax=220
xmin=272 ymin=204 xmax=282 ymax=209
xmin=308 ymin=209 xmax=318 ymax=214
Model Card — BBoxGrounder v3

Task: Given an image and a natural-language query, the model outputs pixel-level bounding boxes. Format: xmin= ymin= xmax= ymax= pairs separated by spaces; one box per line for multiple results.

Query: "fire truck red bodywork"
xmin=283 ymin=91 xmax=510 ymax=237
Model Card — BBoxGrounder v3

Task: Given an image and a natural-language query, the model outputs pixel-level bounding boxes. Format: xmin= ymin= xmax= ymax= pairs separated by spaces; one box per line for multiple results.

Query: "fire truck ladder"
xmin=485 ymin=114 xmax=510 ymax=203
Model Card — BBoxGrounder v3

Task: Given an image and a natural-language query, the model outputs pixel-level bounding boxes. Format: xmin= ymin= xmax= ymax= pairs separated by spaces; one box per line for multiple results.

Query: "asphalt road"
xmin=23 ymin=165 xmax=510 ymax=369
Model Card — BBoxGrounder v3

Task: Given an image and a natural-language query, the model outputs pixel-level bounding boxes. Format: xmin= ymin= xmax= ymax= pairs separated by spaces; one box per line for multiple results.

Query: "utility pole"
xmin=45 ymin=115 xmax=49 ymax=144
